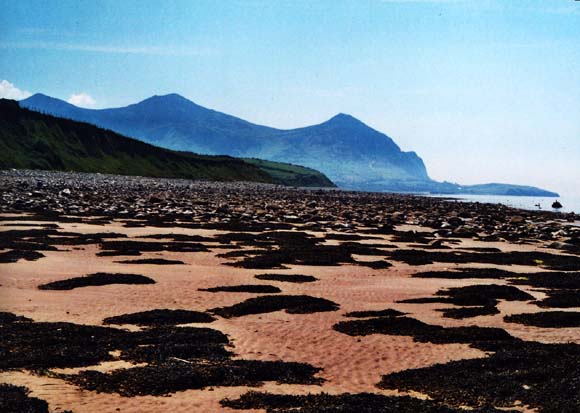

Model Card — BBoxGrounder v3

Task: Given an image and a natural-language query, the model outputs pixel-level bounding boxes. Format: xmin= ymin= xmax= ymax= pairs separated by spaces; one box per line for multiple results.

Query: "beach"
xmin=1 ymin=170 xmax=579 ymax=412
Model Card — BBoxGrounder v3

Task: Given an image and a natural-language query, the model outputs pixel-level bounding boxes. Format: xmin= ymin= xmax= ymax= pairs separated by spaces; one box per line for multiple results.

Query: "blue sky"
xmin=1 ymin=0 xmax=579 ymax=196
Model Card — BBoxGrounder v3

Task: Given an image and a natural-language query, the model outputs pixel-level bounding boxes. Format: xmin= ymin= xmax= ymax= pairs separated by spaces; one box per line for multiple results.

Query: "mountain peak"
xmin=23 ymin=93 xmax=63 ymax=103
xmin=322 ymin=113 xmax=368 ymax=129
xmin=133 ymin=93 xmax=205 ymax=113
xmin=21 ymin=93 xmax=79 ymax=113
xmin=329 ymin=113 xmax=356 ymax=122
xmin=153 ymin=93 xmax=187 ymax=100
xmin=27 ymin=93 xmax=50 ymax=99
xmin=140 ymin=93 xmax=191 ymax=105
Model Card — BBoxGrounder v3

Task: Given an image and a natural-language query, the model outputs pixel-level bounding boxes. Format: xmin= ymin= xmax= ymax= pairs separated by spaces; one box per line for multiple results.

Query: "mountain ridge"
xmin=0 ymin=99 xmax=334 ymax=187
xmin=21 ymin=93 xmax=558 ymax=197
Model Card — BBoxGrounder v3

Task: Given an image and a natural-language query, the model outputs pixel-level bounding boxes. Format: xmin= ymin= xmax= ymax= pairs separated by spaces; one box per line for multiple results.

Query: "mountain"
xmin=21 ymin=94 xmax=427 ymax=188
xmin=21 ymin=93 xmax=558 ymax=197
xmin=0 ymin=99 xmax=334 ymax=187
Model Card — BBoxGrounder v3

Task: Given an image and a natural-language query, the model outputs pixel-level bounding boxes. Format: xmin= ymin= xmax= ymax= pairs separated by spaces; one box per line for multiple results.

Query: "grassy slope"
xmin=243 ymin=158 xmax=335 ymax=188
xmin=0 ymin=100 xmax=334 ymax=187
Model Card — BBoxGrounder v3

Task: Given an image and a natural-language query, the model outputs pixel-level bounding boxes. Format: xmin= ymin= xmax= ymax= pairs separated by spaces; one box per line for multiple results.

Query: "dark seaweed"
xmin=229 ymin=244 xmax=388 ymax=269
xmin=1 ymin=312 xmax=325 ymax=396
xmin=38 ymin=272 xmax=155 ymax=290
xmin=118 ymin=326 xmax=231 ymax=363
xmin=391 ymin=230 xmax=435 ymax=244
xmin=217 ymin=248 xmax=273 ymax=259
xmin=0 ymin=229 xmax=127 ymax=256
xmin=505 ymin=311 xmax=580 ymax=328
xmin=458 ymin=247 xmax=502 ymax=253
xmin=254 ymin=274 xmax=318 ymax=283
xmin=2 ymin=223 xmax=59 ymax=228
xmin=211 ymin=295 xmax=339 ymax=318
xmin=345 ymin=309 xmax=405 ymax=318
xmin=333 ymin=315 xmax=516 ymax=347
xmin=439 ymin=305 xmax=500 ymax=319
xmin=388 ymin=249 xmax=580 ymax=270
xmin=379 ymin=341 xmax=580 ymax=413
xmin=412 ymin=268 xmax=518 ymax=279
xmin=0 ymin=384 xmax=49 ymax=413
xmin=99 ymin=240 xmax=209 ymax=255
xmin=0 ymin=320 xmax=130 ymax=370
xmin=536 ymin=290 xmax=580 ymax=308
xmin=0 ymin=249 xmax=45 ymax=263
xmin=356 ymin=260 xmax=393 ymax=269
xmin=63 ymin=359 xmax=322 ymax=396
xmin=142 ymin=233 xmax=216 ymax=242
xmin=199 ymin=284 xmax=282 ymax=293
xmin=0 ymin=312 xmax=32 ymax=325
xmin=203 ymin=221 xmax=294 ymax=232
xmin=2 ymin=317 xmax=235 ymax=370
xmin=103 ymin=309 xmax=216 ymax=326
xmin=115 ymin=258 xmax=185 ymax=265
xmin=399 ymin=284 xmax=534 ymax=307
xmin=510 ymin=272 xmax=580 ymax=289
xmin=220 ymin=390 xmax=510 ymax=413
xmin=218 ymin=231 xmax=392 ymax=269
xmin=324 ymin=233 xmax=381 ymax=241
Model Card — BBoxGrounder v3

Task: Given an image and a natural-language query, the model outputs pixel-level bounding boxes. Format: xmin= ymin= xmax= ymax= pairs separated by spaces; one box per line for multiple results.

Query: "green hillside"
xmin=0 ymin=99 xmax=334 ymax=187
xmin=243 ymin=158 xmax=335 ymax=188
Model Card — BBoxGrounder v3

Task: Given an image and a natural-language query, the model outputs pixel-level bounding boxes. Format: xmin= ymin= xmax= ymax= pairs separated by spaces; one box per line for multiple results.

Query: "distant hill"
xmin=0 ymin=99 xmax=334 ymax=187
xmin=20 ymin=94 xmax=427 ymax=188
xmin=21 ymin=93 xmax=559 ymax=197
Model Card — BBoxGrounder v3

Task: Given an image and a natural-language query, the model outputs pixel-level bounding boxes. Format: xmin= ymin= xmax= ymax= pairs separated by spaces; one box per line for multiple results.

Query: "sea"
xmin=425 ymin=194 xmax=580 ymax=214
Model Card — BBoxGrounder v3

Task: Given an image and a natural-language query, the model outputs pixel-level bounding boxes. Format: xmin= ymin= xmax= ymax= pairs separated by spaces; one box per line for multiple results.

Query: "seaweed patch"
xmin=1 ymin=313 xmax=323 ymax=396
xmin=398 ymin=284 xmax=533 ymax=307
xmin=412 ymin=268 xmax=518 ymax=279
xmin=254 ymin=273 xmax=318 ymax=283
xmin=378 ymin=340 xmax=580 ymax=412
xmin=220 ymin=390 xmax=508 ymax=412
xmin=345 ymin=309 xmax=405 ymax=318
xmin=0 ymin=249 xmax=45 ymax=263
xmin=333 ymin=315 xmax=516 ymax=347
xmin=536 ymin=290 xmax=580 ymax=308
xmin=388 ymin=249 xmax=580 ymax=270
xmin=115 ymin=258 xmax=185 ymax=265
xmin=0 ymin=312 xmax=32 ymax=325
xmin=439 ymin=305 xmax=500 ymax=319
xmin=63 ymin=359 xmax=322 ymax=397
xmin=0 ymin=384 xmax=49 ymax=413
xmin=505 ymin=311 xmax=580 ymax=328
xmin=211 ymin=295 xmax=339 ymax=318
xmin=199 ymin=284 xmax=282 ymax=294
xmin=99 ymin=240 xmax=209 ymax=255
xmin=38 ymin=272 xmax=156 ymax=290
xmin=103 ymin=309 xmax=216 ymax=326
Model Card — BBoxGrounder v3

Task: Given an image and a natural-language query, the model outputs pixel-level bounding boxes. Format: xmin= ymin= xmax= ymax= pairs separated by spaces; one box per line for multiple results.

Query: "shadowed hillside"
xmin=0 ymin=99 xmax=334 ymax=187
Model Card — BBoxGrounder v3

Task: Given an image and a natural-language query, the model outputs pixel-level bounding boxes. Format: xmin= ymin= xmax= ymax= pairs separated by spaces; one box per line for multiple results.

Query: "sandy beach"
xmin=1 ymin=170 xmax=579 ymax=412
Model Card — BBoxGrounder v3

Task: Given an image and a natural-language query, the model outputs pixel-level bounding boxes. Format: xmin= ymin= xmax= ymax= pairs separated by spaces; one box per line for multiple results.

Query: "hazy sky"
xmin=1 ymin=0 xmax=579 ymax=196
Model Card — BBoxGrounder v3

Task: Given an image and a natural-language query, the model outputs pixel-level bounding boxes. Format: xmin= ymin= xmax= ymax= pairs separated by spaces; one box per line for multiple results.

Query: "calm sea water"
xmin=425 ymin=194 xmax=580 ymax=214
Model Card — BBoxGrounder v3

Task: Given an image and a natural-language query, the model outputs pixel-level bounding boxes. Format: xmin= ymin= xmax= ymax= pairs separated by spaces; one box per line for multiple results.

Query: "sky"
xmin=1 ymin=0 xmax=579 ymax=196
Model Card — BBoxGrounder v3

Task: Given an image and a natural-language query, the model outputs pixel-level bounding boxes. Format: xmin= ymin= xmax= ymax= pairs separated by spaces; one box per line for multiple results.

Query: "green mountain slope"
xmin=0 ymin=99 xmax=335 ymax=187
xmin=243 ymin=158 xmax=334 ymax=188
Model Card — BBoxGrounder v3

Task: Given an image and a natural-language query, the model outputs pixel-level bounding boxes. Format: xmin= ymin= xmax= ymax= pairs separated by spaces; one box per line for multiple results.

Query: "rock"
xmin=510 ymin=216 xmax=525 ymax=224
